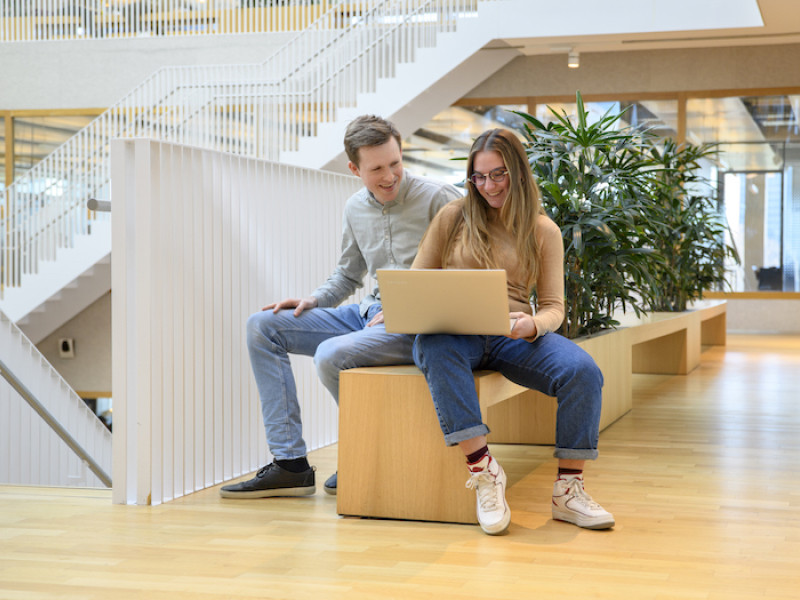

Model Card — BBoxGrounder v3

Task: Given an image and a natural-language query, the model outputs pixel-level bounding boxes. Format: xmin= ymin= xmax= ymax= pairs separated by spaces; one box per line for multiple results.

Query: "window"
xmin=535 ymin=99 xmax=678 ymax=141
xmin=12 ymin=114 xmax=96 ymax=180
xmin=688 ymin=95 xmax=800 ymax=291
xmin=402 ymin=104 xmax=527 ymax=185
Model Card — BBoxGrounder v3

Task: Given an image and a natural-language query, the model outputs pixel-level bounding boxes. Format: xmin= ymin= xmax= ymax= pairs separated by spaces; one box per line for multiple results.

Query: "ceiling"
xmin=502 ymin=0 xmax=800 ymax=56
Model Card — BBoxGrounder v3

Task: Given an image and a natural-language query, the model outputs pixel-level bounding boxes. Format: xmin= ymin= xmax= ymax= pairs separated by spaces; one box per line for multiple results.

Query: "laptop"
xmin=376 ymin=269 xmax=516 ymax=335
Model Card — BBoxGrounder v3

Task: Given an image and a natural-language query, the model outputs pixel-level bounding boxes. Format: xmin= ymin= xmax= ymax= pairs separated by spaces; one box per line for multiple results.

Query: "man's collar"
xmin=393 ymin=170 xmax=410 ymax=205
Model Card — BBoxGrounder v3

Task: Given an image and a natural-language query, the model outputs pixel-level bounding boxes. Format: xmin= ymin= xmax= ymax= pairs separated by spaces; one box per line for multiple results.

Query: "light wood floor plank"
xmin=1 ymin=334 xmax=799 ymax=599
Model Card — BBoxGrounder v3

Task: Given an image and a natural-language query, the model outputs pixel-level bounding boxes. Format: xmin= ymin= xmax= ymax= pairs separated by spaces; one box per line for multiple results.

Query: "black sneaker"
xmin=324 ymin=472 xmax=337 ymax=496
xmin=219 ymin=462 xmax=316 ymax=498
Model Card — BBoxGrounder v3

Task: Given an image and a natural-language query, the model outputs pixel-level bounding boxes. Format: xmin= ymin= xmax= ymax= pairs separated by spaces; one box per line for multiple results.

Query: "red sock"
xmin=558 ymin=467 xmax=583 ymax=478
xmin=466 ymin=445 xmax=489 ymax=465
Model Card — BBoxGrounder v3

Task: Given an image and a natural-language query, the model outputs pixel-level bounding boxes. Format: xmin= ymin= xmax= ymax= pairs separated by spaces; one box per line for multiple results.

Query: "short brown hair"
xmin=343 ymin=115 xmax=402 ymax=166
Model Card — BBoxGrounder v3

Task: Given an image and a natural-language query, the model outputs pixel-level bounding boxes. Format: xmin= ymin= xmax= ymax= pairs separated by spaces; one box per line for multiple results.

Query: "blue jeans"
xmin=246 ymin=302 xmax=414 ymax=460
xmin=413 ymin=332 xmax=603 ymax=460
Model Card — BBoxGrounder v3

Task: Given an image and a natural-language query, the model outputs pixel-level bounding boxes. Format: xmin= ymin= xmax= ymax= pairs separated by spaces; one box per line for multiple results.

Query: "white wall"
xmin=725 ymin=298 xmax=800 ymax=334
xmin=463 ymin=43 xmax=800 ymax=99
xmin=37 ymin=292 xmax=112 ymax=396
xmin=0 ymin=33 xmax=293 ymax=110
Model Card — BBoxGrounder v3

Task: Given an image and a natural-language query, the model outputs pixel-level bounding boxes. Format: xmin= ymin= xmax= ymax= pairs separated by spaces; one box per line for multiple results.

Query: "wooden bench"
xmin=337 ymin=300 xmax=726 ymax=524
xmin=621 ymin=300 xmax=727 ymax=375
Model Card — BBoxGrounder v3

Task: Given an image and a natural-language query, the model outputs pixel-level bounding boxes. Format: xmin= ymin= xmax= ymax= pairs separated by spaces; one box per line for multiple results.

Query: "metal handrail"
xmin=87 ymin=198 xmax=111 ymax=212
xmin=0 ymin=357 xmax=112 ymax=488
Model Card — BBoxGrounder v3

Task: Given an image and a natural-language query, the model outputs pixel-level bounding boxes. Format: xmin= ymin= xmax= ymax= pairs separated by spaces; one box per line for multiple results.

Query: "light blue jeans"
xmin=413 ymin=332 xmax=603 ymax=460
xmin=246 ymin=303 xmax=413 ymax=460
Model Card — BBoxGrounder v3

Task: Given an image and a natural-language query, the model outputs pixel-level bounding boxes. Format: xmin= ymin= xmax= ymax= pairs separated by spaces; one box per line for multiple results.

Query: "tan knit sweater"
xmin=411 ymin=199 xmax=565 ymax=339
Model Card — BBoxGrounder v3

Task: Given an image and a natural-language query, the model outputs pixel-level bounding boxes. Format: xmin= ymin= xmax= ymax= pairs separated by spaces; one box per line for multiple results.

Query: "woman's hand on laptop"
xmin=508 ymin=312 xmax=536 ymax=339
xmin=263 ymin=296 xmax=319 ymax=317
xmin=367 ymin=310 xmax=385 ymax=327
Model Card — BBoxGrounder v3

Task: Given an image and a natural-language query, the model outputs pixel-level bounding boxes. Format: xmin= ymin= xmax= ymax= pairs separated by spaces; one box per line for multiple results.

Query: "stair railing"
xmin=0 ymin=357 xmax=112 ymax=487
xmin=1 ymin=0 xmax=490 ymax=299
xmin=0 ymin=309 xmax=113 ymax=488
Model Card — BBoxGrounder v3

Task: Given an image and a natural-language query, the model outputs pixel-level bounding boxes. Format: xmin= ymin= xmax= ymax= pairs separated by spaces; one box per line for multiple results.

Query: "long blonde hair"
xmin=442 ymin=128 xmax=545 ymax=286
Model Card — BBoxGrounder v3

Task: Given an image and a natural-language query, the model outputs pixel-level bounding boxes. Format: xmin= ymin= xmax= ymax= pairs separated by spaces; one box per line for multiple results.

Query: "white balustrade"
xmin=0 ymin=0 xmax=332 ymax=42
xmin=111 ymin=138 xmax=363 ymax=505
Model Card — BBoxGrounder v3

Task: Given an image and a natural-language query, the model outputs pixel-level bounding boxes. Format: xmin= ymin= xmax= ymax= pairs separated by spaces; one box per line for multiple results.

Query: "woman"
xmin=411 ymin=129 xmax=614 ymax=535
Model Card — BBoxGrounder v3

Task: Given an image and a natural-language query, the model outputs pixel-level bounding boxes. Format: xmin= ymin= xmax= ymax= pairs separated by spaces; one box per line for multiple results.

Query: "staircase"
xmin=0 ymin=0 xmax=521 ymax=338
xmin=1 ymin=220 xmax=111 ymax=344
xmin=0 ymin=310 xmax=112 ymax=488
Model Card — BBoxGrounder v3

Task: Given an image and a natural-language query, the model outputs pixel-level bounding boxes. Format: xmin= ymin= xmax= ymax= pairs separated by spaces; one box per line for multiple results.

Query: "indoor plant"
xmin=642 ymin=139 xmax=739 ymax=311
xmin=517 ymin=93 xmax=660 ymax=339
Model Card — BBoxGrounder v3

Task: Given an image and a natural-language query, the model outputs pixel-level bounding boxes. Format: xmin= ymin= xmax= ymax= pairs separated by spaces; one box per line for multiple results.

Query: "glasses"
xmin=469 ymin=168 xmax=508 ymax=186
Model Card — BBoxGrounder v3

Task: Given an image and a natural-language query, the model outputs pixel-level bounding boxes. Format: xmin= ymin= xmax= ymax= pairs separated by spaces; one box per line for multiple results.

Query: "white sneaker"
xmin=552 ymin=475 xmax=615 ymax=529
xmin=465 ymin=455 xmax=511 ymax=535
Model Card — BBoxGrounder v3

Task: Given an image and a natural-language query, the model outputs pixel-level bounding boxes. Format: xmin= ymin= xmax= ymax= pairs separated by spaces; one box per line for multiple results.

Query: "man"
xmin=220 ymin=115 xmax=462 ymax=498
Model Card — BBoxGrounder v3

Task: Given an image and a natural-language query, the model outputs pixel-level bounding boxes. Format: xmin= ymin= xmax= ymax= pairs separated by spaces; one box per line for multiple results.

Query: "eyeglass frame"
xmin=468 ymin=168 xmax=509 ymax=186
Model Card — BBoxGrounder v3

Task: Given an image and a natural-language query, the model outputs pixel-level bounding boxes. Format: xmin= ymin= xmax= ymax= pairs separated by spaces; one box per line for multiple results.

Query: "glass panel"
xmin=688 ymin=95 xmax=800 ymax=145
xmin=402 ymin=104 xmax=527 ymax=185
xmin=13 ymin=114 xmax=95 ymax=180
xmin=715 ymin=141 xmax=783 ymax=171
xmin=720 ymin=171 xmax=784 ymax=291
xmin=536 ymin=100 xmax=678 ymax=139
xmin=690 ymin=95 xmax=800 ymax=292
xmin=405 ymin=100 xmax=679 ymax=183
xmin=784 ymin=144 xmax=800 ymax=291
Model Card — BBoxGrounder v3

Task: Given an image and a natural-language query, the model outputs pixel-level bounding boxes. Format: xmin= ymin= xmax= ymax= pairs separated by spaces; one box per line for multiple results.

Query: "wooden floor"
xmin=2 ymin=334 xmax=800 ymax=599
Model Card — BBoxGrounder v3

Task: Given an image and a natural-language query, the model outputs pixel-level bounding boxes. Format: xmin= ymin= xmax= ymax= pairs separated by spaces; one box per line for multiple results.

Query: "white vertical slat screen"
xmin=0 ymin=310 xmax=112 ymax=488
xmin=111 ymin=139 xmax=363 ymax=505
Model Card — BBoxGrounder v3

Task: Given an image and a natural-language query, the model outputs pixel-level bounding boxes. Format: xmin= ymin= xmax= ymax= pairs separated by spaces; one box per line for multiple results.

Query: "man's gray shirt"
xmin=311 ymin=170 xmax=463 ymax=314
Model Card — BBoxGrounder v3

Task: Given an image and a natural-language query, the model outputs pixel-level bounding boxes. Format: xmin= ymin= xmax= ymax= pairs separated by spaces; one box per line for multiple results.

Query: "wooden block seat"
xmin=337 ymin=367 xmax=528 ymax=524
xmin=618 ymin=299 xmax=727 ymax=375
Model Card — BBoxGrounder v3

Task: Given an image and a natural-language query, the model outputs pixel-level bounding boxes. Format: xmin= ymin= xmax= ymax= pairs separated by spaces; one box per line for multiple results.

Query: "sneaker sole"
xmin=219 ymin=485 xmax=316 ymax=499
xmin=323 ymin=485 xmax=337 ymax=496
xmin=552 ymin=509 xmax=615 ymax=530
xmin=481 ymin=508 xmax=511 ymax=535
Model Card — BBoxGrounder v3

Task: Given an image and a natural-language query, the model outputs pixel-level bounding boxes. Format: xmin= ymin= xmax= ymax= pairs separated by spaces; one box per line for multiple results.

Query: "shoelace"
xmin=562 ymin=478 xmax=603 ymax=511
xmin=257 ymin=464 xmax=275 ymax=478
xmin=466 ymin=470 xmax=500 ymax=511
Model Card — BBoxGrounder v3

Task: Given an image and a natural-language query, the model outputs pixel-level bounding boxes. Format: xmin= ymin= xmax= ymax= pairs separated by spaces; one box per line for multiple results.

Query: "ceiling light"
xmin=568 ymin=49 xmax=580 ymax=69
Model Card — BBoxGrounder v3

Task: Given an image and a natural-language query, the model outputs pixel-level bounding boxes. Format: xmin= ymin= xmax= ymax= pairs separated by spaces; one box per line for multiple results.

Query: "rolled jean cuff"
xmin=553 ymin=447 xmax=598 ymax=460
xmin=443 ymin=424 xmax=490 ymax=447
